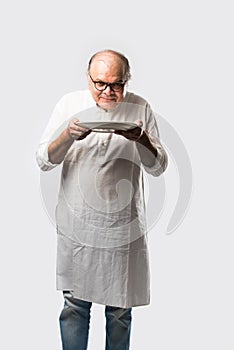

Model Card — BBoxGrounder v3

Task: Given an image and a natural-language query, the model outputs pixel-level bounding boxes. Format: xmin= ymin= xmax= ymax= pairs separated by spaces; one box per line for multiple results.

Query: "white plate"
xmin=77 ymin=121 xmax=138 ymax=133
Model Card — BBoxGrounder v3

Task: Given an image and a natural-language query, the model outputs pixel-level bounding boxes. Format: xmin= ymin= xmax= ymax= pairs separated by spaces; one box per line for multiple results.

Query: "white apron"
xmin=36 ymin=90 xmax=167 ymax=308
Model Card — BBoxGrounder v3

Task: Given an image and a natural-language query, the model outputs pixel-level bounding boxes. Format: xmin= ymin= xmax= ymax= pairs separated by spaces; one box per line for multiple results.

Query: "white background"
xmin=1 ymin=0 xmax=233 ymax=349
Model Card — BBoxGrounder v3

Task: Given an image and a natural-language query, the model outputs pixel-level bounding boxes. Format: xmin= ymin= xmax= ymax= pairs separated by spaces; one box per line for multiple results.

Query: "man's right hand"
xmin=67 ymin=118 xmax=91 ymax=140
xmin=48 ymin=118 xmax=91 ymax=164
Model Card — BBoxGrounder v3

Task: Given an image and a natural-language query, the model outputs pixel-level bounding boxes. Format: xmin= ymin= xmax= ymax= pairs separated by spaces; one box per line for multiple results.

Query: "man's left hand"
xmin=115 ymin=119 xmax=143 ymax=142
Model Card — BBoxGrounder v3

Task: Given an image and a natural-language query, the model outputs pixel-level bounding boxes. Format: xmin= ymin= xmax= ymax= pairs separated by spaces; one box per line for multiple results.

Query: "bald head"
xmin=88 ymin=50 xmax=131 ymax=82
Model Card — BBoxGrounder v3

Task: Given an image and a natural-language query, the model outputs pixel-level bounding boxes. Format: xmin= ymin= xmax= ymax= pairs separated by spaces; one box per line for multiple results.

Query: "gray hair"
xmin=87 ymin=49 xmax=131 ymax=82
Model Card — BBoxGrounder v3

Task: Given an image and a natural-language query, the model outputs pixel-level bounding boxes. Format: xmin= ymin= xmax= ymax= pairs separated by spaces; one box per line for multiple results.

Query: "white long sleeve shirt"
xmin=36 ymin=90 xmax=167 ymax=308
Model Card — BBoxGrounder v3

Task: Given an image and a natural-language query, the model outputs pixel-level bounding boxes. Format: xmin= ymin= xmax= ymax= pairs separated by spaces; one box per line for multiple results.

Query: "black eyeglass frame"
xmin=89 ymin=74 xmax=126 ymax=92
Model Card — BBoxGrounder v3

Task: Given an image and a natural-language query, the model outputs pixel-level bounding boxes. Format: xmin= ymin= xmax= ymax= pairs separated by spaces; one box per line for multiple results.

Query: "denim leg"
xmin=105 ymin=306 xmax=132 ymax=350
xmin=59 ymin=291 xmax=92 ymax=350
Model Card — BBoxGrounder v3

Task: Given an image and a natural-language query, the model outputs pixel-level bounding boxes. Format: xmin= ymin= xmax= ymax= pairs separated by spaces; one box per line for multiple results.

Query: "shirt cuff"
xmin=36 ymin=143 xmax=59 ymax=171
xmin=142 ymin=142 xmax=168 ymax=176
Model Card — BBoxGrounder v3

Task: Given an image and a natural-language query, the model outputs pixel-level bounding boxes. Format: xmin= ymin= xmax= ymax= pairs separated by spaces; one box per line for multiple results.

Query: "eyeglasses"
xmin=89 ymin=74 xmax=126 ymax=92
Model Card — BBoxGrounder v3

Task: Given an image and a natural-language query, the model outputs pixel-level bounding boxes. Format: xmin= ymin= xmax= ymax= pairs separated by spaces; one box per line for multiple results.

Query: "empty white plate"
xmin=77 ymin=121 xmax=138 ymax=133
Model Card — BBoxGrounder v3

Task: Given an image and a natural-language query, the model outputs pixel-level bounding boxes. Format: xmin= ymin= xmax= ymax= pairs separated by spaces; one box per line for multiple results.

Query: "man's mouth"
xmin=100 ymin=97 xmax=116 ymax=101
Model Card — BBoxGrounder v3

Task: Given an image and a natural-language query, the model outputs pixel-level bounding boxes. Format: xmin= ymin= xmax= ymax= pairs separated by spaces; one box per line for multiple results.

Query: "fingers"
xmin=78 ymin=129 xmax=92 ymax=140
xmin=135 ymin=119 xmax=143 ymax=128
xmin=68 ymin=119 xmax=91 ymax=140
xmin=115 ymin=128 xmax=141 ymax=141
xmin=115 ymin=120 xmax=143 ymax=141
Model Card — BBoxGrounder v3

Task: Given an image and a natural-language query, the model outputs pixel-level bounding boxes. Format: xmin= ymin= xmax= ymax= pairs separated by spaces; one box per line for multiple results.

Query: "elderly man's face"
xmin=88 ymin=53 xmax=126 ymax=110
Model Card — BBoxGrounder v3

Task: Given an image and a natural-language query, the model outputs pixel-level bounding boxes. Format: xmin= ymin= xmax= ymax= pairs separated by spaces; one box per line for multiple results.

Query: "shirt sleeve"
xmin=142 ymin=104 xmax=168 ymax=176
xmin=36 ymin=95 xmax=68 ymax=171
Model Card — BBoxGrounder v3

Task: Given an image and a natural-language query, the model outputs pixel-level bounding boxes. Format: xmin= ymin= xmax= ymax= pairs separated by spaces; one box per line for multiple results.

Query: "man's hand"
xmin=115 ymin=119 xmax=143 ymax=142
xmin=48 ymin=118 xmax=91 ymax=164
xmin=67 ymin=118 xmax=91 ymax=140
xmin=115 ymin=119 xmax=159 ymax=166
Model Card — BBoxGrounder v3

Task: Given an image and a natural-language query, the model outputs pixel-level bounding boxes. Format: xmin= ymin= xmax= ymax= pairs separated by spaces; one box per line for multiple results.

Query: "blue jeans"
xmin=59 ymin=291 xmax=132 ymax=350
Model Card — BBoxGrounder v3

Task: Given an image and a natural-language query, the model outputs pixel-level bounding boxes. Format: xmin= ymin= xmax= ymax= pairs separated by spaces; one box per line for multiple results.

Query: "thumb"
xmin=135 ymin=119 xmax=143 ymax=127
xmin=73 ymin=118 xmax=80 ymax=125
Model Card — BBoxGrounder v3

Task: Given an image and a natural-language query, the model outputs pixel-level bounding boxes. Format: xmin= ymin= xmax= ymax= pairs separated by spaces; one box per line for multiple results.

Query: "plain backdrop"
xmin=1 ymin=0 xmax=233 ymax=349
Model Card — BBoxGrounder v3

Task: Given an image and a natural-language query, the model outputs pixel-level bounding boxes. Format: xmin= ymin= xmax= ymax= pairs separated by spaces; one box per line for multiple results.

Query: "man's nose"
xmin=103 ymin=85 xmax=113 ymax=94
